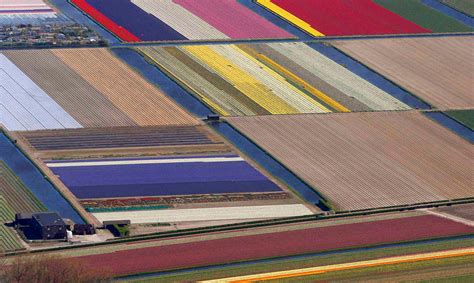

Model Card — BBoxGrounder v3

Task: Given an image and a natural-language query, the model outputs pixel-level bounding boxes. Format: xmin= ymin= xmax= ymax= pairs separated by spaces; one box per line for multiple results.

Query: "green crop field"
xmin=441 ymin=0 xmax=474 ymax=16
xmin=375 ymin=0 xmax=473 ymax=32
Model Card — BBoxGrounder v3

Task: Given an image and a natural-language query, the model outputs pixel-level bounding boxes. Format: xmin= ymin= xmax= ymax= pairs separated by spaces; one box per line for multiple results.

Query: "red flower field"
xmin=270 ymin=0 xmax=430 ymax=36
xmin=71 ymin=0 xmax=140 ymax=42
xmin=77 ymin=215 xmax=473 ymax=276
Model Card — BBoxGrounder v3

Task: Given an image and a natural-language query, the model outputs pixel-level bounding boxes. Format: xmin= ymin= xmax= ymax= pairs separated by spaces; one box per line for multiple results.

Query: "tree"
xmin=0 ymin=254 xmax=109 ymax=283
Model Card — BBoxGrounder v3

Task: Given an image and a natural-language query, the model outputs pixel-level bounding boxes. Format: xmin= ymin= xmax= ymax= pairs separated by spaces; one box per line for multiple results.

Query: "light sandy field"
xmin=227 ymin=111 xmax=473 ymax=211
xmin=93 ymin=204 xmax=313 ymax=224
xmin=333 ymin=36 xmax=474 ymax=109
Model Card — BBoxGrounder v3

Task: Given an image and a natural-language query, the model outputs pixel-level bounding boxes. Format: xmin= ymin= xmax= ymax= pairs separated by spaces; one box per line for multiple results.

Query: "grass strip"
xmin=444 ymin=110 xmax=474 ymax=130
xmin=441 ymin=0 xmax=474 ymax=17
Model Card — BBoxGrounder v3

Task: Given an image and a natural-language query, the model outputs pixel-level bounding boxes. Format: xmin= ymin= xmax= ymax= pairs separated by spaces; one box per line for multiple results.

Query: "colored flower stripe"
xmin=49 ymin=161 xmax=271 ymax=187
xmin=213 ymin=248 xmax=474 ymax=282
xmin=239 ymin=45 xmax=349 ymax=112
xmin=231 ymin=45 xmax=329 ymax=113
xmin=256 ymin=0 xmax=324 ymax=37
xmin=47 ymin=156 xmax=245 ymax=167
xmin=85 ymin=0 xmax=186 ymax=41
xmin=263 ymin=0 xmax=429 ymax=36
xmin=138 ymin=47 xmax=230 ymax=115
xmin=68 ymin=181 xmax=281 ymax=199
xmin=174 ymin=0 xmax=292 ymax=39
xmin=47 ymin=156 xmax=282 ymax=198
xmin=182 ymin=45 xmax=299 ymax=114
xmin=71 ymin=0 xmax=140 ymax=42
xmin=75 ymin=215 xmax=474 ymax=276
xmin=132 ymin=0 xmax=228 ymax=40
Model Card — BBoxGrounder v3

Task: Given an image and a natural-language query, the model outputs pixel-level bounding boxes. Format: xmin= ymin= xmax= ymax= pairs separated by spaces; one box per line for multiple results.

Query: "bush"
xmin=108 ymin=224 xmax=130 ymax=237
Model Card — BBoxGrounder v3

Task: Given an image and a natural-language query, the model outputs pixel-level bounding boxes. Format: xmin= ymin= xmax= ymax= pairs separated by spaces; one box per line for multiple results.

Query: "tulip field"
xmin=70 ymin=0 xmax=292 ymax=42
xmin=257 ymin=0 xmax=472 ymax=36
xmin=139 ymin=42 xmax=410 ymax=116
xmin=73 ymin=214 xmax=474 ymax=276
xmin=1 ymin=0 xmax=472 ymax=280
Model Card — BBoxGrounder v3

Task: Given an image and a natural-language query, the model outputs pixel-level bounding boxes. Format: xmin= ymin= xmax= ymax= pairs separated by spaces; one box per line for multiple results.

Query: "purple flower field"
xmin=48 ymin=156 xmax=282 ymax=199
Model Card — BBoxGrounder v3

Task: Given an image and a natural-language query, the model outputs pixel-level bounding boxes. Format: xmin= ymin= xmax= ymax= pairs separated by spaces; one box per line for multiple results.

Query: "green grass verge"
xmin=441 ymin=0 xmax=474 ymax=17
xmin=375 ymin=0 xmax=473 ymax=32
xmin=444 ymin=110 xmax=474 ymax=130
xmin=127 ymin=238 xmax=474 ymax=282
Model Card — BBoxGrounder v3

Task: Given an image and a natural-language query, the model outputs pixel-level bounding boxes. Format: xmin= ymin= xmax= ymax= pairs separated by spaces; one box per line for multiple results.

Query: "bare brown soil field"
xmin=332 ymin=36 xmax=474 ymax=110
xmin=51 ymin=48 xmax=198 ymax=126
xmin=28 ymin=144 xmax=232 ymax=161
xmin=16 ymin=125 xmax=221 ymax=151
xmin=227 ymin=111 xmax=473 ymax=211
xmin=14 ymin=125 xmax=231 ymax=160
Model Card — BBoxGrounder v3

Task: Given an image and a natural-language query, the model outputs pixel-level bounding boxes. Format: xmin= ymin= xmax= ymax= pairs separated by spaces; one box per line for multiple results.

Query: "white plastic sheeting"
xmin=0 ymin=54 xmax=81 ymax=131
xmin=0 ymin=0 xmax=52 ymax=11
xmin=0 ymin=14 xmax=71 ymax=25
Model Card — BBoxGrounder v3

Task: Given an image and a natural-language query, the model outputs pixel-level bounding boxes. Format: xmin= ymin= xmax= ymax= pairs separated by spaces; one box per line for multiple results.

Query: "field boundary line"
xmin=46 ymin=156 xmax=244 ymax=167
xmin=422 ymin=209 xmax=474 ymax=227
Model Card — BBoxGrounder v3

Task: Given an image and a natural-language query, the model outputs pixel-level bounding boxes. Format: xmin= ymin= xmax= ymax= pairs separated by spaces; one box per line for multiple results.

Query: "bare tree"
xmin=0 ymin=254 xmax=110 ymax=283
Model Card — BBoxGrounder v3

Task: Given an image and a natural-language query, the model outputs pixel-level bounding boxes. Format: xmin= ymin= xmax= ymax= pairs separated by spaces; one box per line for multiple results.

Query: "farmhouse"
xmin=15 ymin=212 xmax=67 ymax=240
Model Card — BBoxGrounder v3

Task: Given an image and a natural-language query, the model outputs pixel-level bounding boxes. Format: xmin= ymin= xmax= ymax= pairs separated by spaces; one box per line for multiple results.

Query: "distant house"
xmin=15 ymin=212 xmax=67 ymax=240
